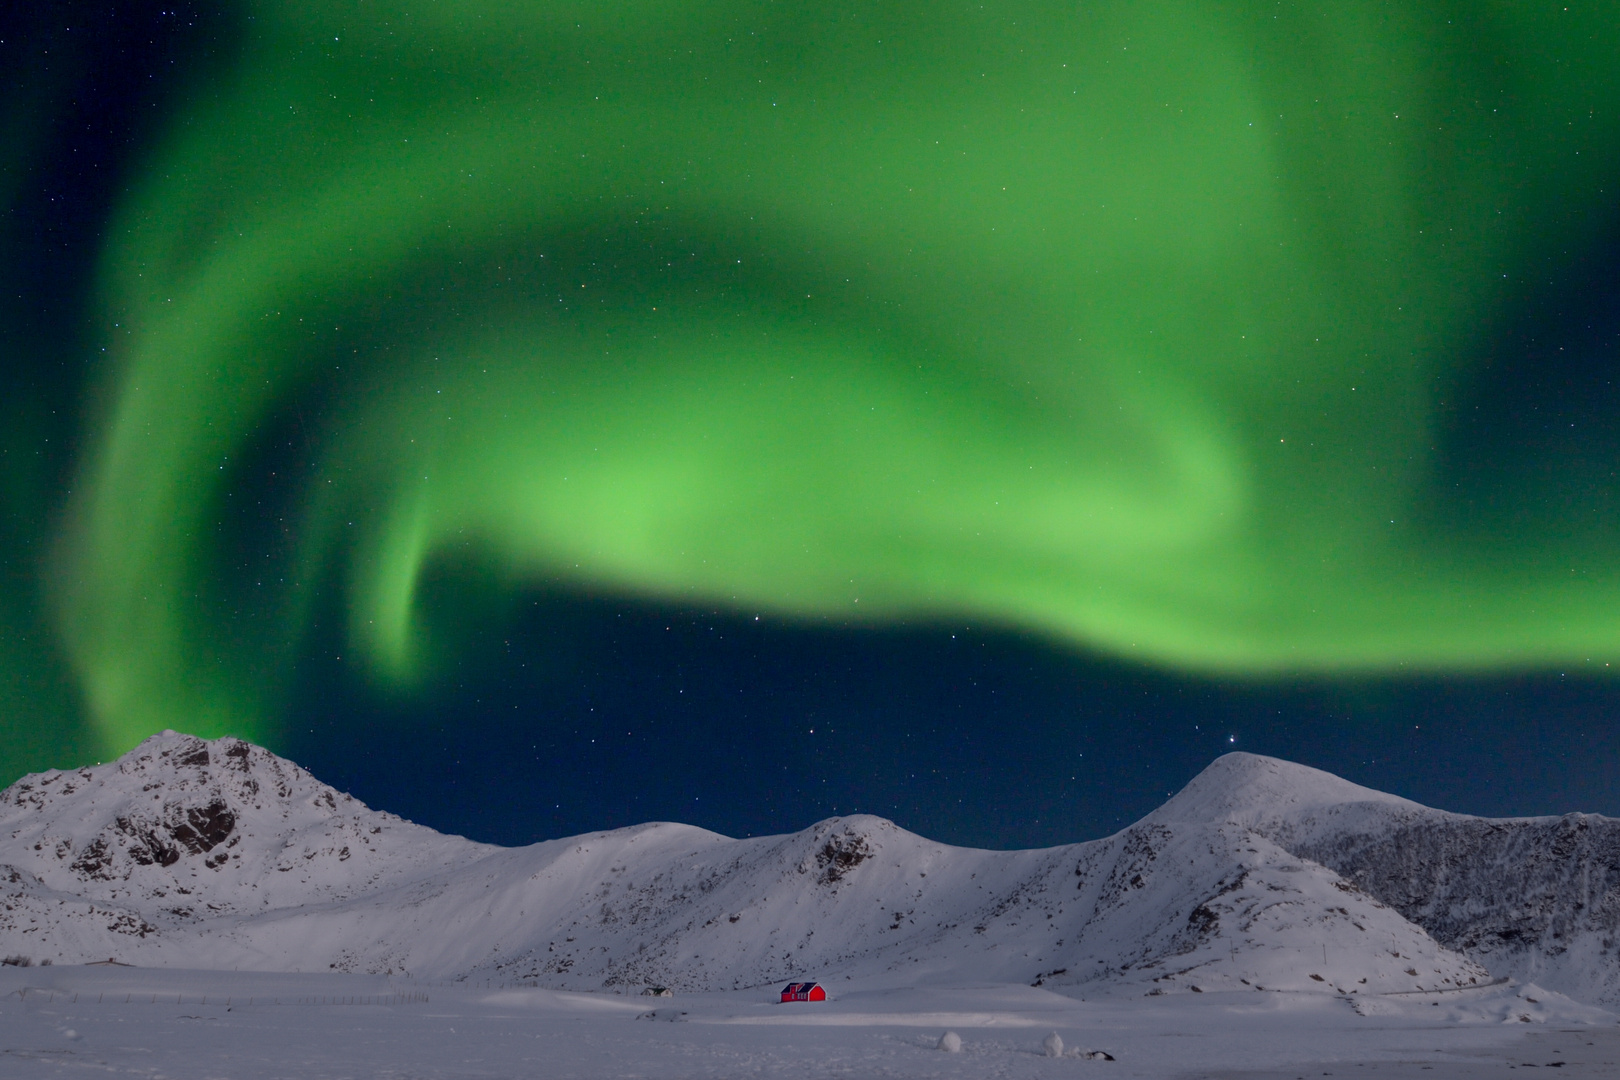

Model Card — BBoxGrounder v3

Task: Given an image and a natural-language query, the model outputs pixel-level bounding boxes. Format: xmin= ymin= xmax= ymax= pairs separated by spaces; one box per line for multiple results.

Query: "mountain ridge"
xmin=1 ymin=734 xmax=1614 ymax=1005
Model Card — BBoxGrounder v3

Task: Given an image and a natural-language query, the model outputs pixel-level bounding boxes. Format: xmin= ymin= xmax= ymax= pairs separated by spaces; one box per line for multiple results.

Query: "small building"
xmin=780 ymin=981 xmax=826 ymax=1003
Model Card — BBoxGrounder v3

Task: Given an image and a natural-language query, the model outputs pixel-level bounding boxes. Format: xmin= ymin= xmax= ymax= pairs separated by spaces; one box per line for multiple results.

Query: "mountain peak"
xmin=1145 ymin=752 xmax=1422 ymax=827
xmin=0 ymin=731 xmax=491 ymax=917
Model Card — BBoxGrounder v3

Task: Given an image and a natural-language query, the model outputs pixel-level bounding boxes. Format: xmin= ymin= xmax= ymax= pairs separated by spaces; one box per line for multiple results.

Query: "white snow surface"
xmin=0 ymin=736 xmax=1615 ymax=1014
xmin=2 ymin=966 xmax=1616 ymax=1079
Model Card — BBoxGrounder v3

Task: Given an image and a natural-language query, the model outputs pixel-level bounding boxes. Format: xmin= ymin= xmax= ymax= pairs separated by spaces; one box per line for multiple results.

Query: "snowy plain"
xmin=3 ymin=965 xmax=1617 ymax=1079
xmin=2 ymin=732 xmax=1618 ymax=1076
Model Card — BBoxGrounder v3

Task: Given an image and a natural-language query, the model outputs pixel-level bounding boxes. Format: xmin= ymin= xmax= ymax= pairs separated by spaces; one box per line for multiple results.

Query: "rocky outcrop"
xmin=1286 ymin=810 xmax=1620 ymax=1004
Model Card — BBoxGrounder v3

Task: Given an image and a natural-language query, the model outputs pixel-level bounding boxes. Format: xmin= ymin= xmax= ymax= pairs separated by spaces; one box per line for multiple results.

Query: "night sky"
xmin=4 ymin=2 xmax=1620 ymax=851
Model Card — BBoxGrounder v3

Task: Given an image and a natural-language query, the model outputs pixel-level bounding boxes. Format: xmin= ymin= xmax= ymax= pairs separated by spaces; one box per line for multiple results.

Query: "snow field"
xmin=1 ymin=966 xmax=1614 ymax=1079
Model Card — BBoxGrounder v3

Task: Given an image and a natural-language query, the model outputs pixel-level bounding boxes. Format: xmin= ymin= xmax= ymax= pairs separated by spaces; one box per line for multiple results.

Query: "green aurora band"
xmin=55 ymin=1 xmax=1620 ymax=754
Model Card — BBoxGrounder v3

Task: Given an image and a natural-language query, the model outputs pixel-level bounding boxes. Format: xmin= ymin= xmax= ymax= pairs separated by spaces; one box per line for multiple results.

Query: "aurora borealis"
xmin=5 ymin=2 xmax=1620 ymax=843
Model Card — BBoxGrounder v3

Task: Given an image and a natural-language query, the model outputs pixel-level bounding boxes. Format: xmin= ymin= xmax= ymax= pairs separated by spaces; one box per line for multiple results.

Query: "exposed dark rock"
xmin=70 ymin=838 xmax=114 ymax=880
xmin=170 ymin=800 xmax=235 ymax=855
xmin=1285 ymin=813 xmax=1620 ymax=984
xmin=815 ymin=829 xmax=873 ymax=885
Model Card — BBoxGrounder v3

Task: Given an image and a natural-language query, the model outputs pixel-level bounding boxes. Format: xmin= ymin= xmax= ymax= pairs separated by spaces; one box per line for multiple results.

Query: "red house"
xmin=780 ymin=981 xmax=826 ymax=1003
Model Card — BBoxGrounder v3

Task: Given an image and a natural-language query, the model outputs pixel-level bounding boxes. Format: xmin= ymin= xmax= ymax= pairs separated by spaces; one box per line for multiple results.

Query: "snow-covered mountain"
xmin=1176 ymin=755 xmax=1620 ymax=1006
xmin=0 ymin=734 xmax=1613 ymax=1005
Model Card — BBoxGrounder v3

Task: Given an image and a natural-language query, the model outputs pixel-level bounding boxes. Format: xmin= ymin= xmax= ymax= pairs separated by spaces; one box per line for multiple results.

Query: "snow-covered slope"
xmin=0 ymin=737 xmax=1611 ymax=1006
xmin=0 ymin=732 xmax=492 ymax=965
xmin=1145 ymin=752 xmax=1426 ymax=829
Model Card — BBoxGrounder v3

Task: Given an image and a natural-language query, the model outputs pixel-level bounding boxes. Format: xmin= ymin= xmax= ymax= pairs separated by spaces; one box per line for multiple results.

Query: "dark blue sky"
xmin=279 ymin=583 xmax=1620 ymax=849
